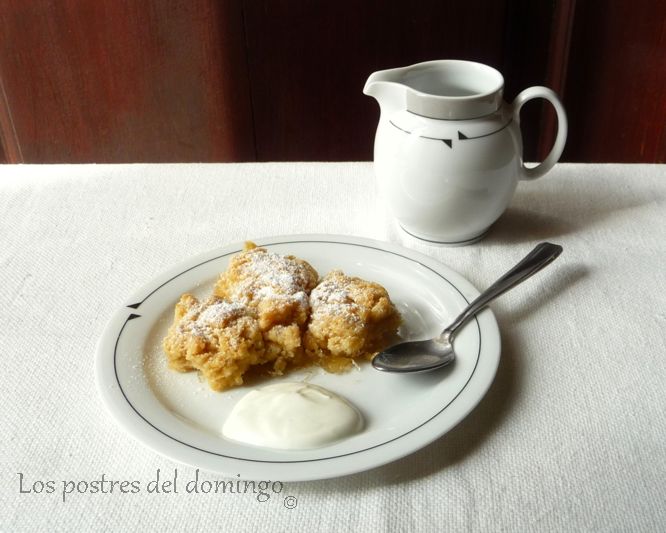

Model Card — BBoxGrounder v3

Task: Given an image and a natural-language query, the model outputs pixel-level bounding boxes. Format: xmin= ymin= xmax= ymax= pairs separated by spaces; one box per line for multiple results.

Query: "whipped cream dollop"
xmin=222 ymin=382 xmax=363 ymax=450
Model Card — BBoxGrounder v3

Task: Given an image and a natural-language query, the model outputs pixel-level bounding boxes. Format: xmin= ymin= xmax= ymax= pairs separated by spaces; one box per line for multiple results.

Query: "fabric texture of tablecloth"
xmin=1 ymin=163 xmax=665 ymax=532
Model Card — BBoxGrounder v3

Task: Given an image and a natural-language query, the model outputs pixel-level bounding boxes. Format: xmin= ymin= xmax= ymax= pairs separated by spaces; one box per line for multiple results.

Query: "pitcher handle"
xmin=512 ymin=86 xmax=568 ymax=181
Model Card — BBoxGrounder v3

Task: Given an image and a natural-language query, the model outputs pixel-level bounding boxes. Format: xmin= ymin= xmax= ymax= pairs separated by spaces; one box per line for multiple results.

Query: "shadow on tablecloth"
xmin=486 ymin=180 xmax=653 ymax=244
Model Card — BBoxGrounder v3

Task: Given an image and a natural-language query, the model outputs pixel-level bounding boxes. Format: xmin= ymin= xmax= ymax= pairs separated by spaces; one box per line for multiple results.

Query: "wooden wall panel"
xmin=0 ymin=73 xmax=21 ymax=162
xmin=0 ymin=0 xmax=662 ymax=163
xmin=502 ymin=0 xmax=561 ymax=162
xmin=562 ymin=0 xmax=666 ymax=162
xmin=242 ymin=0 xmax=510 ymax=161
xmin=0 ymin=0 xmax=255 ymax=162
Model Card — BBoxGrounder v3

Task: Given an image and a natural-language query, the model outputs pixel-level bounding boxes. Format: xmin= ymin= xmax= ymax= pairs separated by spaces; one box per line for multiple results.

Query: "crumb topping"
xmin=309 ymin=271 xmax=362 ymax=325
xmin=163 ymin=244 xmax=400 ymax=391
xmin=177 ymin=297 xmax=248 ymax=339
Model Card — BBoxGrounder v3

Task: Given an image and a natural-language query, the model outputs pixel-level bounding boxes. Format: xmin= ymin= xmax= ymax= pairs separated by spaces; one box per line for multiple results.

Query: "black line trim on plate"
xmin=113 ymin=240 xmax=483 ymax=464
xmin=124 ymin=251 xmax=241 ymax=310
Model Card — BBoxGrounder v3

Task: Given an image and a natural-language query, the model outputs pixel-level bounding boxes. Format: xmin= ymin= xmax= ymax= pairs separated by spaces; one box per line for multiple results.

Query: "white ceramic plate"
xmin=95 ymin=235 xmax=500 ymax=481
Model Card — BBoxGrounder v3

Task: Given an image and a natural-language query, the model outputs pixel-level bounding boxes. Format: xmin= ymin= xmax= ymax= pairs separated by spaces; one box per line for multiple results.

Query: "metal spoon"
xmin=372 ymin=242 xmax=563 ymax=373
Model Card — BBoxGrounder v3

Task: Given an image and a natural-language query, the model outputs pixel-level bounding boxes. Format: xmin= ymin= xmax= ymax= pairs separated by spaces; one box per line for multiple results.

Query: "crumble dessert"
xmin=162 ymin=242 xmax=401 ymax=391
xmin=213 ymin=242 xmax=319 ymax=331
xmin=304 ymin=270 xmax=402 ymax=372
xmin=162 ymin=294 xmax=265 ymax=391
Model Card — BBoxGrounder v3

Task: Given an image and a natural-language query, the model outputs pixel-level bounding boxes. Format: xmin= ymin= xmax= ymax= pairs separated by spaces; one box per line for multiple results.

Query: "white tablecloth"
xmin=1 ymin=163 xmax=665 ymax=532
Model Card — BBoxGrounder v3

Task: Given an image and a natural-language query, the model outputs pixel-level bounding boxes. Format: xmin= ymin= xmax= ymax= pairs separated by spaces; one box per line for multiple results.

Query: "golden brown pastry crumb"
xmin=214 ymin=244 xmax=318 ymax=330
xmin=304 ymin=270 xmax=402 ymax=372
xmin=162 ymin=243 xmax=401 ymax=391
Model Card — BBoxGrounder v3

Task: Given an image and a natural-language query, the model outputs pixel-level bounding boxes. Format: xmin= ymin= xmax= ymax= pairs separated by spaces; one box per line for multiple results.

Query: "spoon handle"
xmin=442 ymin=242 xmax=563 ymax=339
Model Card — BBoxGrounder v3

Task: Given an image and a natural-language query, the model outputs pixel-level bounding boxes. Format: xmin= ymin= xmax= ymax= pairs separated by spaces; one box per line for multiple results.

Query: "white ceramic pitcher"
xmin=364 ymin=60 xmax=567 ymax=245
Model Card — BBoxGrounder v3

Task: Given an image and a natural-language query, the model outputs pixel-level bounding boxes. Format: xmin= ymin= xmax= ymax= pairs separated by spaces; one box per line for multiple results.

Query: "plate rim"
xmin=95 ymin=234 xmax=501 ymax=481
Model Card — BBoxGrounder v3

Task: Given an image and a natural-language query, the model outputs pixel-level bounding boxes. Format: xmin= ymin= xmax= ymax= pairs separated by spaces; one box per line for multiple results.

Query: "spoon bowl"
xmin=372 ymin=338 xmax=456 ymax=373
xmin=373 ymin=242 xmax=563 ymax=373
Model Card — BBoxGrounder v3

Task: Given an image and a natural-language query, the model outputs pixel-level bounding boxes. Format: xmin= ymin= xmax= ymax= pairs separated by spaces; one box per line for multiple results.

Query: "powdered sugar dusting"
xmin=310 ymin=272 xmax=362 ymax=324
xmin=230 ymin=249 xmax=314 ymax=310
xmin=179 ymin=298 xmax=247 ymax=338
xmin=197 ymin=300 xmax=246 ymax=324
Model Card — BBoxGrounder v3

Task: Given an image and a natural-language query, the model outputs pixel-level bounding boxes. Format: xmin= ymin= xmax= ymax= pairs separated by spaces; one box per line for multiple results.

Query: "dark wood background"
xmin=1 ymin=0 xmax=664 ymax=164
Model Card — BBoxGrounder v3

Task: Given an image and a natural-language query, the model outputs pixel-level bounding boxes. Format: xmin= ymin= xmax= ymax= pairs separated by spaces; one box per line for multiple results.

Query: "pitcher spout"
xmin=363 ymin=67 xmax=408 ymax=116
